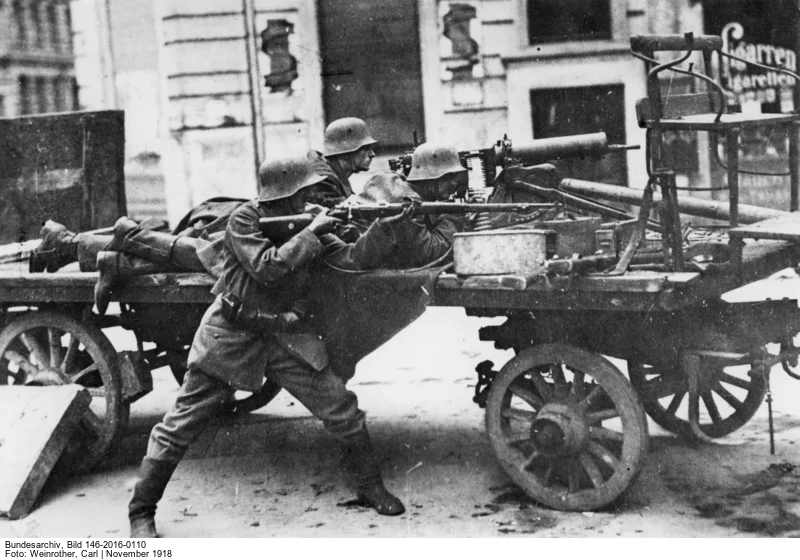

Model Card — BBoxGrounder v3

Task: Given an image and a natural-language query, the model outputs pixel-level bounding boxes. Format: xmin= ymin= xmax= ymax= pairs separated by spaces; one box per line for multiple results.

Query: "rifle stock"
xmin=258 ymin=202 xmax=556 ymax=239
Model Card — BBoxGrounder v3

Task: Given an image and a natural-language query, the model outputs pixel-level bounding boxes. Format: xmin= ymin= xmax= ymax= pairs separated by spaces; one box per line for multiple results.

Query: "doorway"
xmin=317 ymin=0 xmax=425 ymax=151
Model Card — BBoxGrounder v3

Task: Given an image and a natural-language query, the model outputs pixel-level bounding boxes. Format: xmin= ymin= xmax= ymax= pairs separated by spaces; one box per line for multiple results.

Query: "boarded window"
xmin=530 ymin=85 xmax=627 ymax=185
xmin=527 ymin=0 xmax=611 ymax=45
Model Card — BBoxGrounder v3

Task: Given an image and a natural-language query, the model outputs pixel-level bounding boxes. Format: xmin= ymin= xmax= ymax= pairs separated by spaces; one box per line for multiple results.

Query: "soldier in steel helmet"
xmin=306 ymin=117 xmax=378 ymax=204
xmin=325 ymin=142 xmax=470 ymax=270
xmin=127 ymin=152 xmax=405 ymax=539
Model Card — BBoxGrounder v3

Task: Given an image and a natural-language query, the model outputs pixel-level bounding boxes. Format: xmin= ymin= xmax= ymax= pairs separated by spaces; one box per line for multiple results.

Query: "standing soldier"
xmin=127 ymin=152 xmax=405 ymax=538
xmin=307 ymin=117 xmax=378 ymax=204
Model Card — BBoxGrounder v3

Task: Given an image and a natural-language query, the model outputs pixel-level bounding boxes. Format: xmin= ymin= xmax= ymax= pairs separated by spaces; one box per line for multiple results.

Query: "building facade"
xmin=155 ymin=0 xmax=795 ymax=223
xmin=0 ymin=0 xmax=78 ymax=117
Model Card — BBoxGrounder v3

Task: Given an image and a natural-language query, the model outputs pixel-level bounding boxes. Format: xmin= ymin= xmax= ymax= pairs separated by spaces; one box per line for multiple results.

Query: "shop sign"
xmin=720 ymin=22 xmax=796 ymax=111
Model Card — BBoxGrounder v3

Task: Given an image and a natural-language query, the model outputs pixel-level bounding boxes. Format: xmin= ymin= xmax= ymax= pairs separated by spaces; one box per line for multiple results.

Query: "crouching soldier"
xmin=327 ymin=142 xmax=469 ymax=270
xmin=128 ymin=153 xmax=405 ymax=538
xmin=307 ymin=117 xmax=378 ymax=205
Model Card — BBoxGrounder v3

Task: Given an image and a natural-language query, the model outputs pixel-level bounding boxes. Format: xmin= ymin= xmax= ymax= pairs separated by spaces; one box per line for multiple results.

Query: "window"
xmin=527 ymin=0 xmax=611 ymax=44
xmin=35 ymin=77 xmax=47 ymax=113
xmin=530 ymin=85 xmax=627 ymax=185
xmin=54 ymin=77 xmax=67 ymax=112
xmin=71 ymin=77 xmax=81 ymax=110
xmin=18 ymin=75 xmax=31 ymax=115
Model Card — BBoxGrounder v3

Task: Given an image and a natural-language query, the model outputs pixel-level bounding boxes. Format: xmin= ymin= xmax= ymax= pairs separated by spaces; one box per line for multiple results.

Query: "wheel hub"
xmin=531 ymin=402 xmax=589 ymax=456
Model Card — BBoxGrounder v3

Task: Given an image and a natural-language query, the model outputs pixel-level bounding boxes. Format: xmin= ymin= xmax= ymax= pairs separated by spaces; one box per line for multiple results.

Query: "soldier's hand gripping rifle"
xmin=258 ymin=202 xmax=558 ymax=239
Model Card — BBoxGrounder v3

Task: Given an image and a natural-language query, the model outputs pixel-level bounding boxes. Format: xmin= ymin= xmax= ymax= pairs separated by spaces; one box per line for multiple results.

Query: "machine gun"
xmin=258 ymin=202 xmax=556 ymax=240
xmin=389 ymin=132 xmax=639 ymax=199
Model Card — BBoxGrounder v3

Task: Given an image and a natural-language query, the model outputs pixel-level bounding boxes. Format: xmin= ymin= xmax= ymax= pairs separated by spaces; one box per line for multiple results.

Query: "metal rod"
xmin=559 ymin=178 xmax=788 ymax=224
xmin=791 ymin=122 xmax=800 ymax=212
xmin=243 ymin=0 xmax=266 ymax=174
xmin=727 ymin=127 xmax=741 ymax=228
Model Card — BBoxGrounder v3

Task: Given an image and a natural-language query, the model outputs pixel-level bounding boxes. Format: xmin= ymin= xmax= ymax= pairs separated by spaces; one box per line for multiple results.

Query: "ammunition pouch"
xmin=220 ymin=293 xmax=300 ymax=333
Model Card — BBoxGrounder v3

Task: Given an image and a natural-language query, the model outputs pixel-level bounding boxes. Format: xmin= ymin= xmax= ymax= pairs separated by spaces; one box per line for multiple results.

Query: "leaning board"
xmin=0 ymin=386 xmax=91 ymax=519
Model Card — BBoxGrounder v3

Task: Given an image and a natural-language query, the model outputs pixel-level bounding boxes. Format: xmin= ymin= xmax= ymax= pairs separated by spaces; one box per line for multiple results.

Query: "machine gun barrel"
xmin=258 ymin=202 xmax=557 ymax=239
xmin=503 ymin=133 xmax=639 ymax=167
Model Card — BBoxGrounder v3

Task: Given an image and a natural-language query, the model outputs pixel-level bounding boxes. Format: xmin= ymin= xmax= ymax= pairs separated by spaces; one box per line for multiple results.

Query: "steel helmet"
xmin=258 ymin=154 xmax=325 ymax=202
xmin=323 ymin=117 xmax=378 ymax=157
xmin=406 ymin=143 xmax=467 ymax=182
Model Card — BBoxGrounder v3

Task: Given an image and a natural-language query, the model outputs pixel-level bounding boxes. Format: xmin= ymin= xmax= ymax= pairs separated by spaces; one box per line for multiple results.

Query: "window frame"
xmin=514 ymin=0 xmax=627 ymax=57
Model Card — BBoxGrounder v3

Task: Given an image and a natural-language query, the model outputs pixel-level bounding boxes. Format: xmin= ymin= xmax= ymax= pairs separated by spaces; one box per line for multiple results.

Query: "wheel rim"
xmin=486 ymin=343 xmax=648 ymax=511
xmin=628 ymin=358 xmax=767 ymax=439
xmin=170 ymin=359 xmax=281 ymax=415
xmin=0 ymin=311 xmax=128 ymax=471
xmin=225 ymin=381 xmax=283 ymax=416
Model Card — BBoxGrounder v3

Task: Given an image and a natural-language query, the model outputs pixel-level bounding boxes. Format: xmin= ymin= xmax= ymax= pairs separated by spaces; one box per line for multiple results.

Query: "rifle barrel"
xmin=258 ymin=202 xmax=558 ymax=238
xmin=332 ymin=202 xmax=556 ymax=219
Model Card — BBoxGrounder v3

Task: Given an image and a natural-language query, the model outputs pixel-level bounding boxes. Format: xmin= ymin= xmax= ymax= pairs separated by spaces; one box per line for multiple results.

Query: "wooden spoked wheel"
xmin=628 ymin=358 xmax=767 ymax=439
xmin=0 ymin=311 xmax=128 ymax=471
xmin=486 ymin=343 xmax=649 ymax=511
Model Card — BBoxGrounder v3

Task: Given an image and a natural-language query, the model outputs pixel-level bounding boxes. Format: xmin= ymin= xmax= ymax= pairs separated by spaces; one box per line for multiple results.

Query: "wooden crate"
xmin=0 ymin=110 xmax=126 ymax=245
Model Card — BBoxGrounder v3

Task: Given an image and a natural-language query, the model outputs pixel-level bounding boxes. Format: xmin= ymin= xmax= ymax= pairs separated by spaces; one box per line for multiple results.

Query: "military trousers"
xmin=146 ymin=343 xmax=366 ymax=465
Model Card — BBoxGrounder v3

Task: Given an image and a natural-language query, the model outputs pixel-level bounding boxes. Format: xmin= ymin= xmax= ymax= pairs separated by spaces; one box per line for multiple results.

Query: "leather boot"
xmin=76 ymin=235 xmax=115 ymax=272
xmin=129 ymin=457 xmax=178 ymax=538
xmin=113 ymin=217 xmax=178 ymax=266
xmin=343 ymin=427 xmax=405 ymax=516
xmin=94 ymin=251 xmax=165 ymax=315
xmin=30 ymin=221 xmax=78 ymax=273
xmin=113 ymin=216 xmax=204 ymax=271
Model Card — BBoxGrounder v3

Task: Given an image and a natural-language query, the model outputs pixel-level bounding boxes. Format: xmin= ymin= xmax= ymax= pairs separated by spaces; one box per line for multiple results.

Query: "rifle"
xmin=258 ymin=202 xmax=558 ymax=239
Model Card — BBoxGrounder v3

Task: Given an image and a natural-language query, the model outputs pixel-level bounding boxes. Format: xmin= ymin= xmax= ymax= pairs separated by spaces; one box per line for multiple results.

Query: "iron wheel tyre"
xmin=628 ymin=359 xmax=767 ymax=439
xmin=0 ymin=311 xmax=128 ymax=471
xmin=486 ymin=343 xmax=648 ymax=512
xmin=170 ymin=363 xmax=282 ymax=416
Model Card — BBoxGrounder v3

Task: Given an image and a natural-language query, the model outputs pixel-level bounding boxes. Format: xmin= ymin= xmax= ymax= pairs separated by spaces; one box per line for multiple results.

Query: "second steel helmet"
xmin=258 ymin=154 xmax=325 ymax=202
xmin=323 ymin=117 xmax=378 ymax=157
xmin=406 ymin=143 xmax=467 ymax=182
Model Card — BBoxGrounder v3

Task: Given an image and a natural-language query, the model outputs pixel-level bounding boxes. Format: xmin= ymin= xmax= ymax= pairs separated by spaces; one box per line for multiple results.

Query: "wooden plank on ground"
xmin=0 ymin=385 xmax=91 ymax=519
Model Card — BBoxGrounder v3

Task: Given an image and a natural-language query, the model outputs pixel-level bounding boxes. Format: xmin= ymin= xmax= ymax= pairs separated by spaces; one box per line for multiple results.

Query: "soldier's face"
xmin=435 ymin=173 xmax=465 ymax=201
xmin=351 ymin=145 xmax=376 ymax=172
